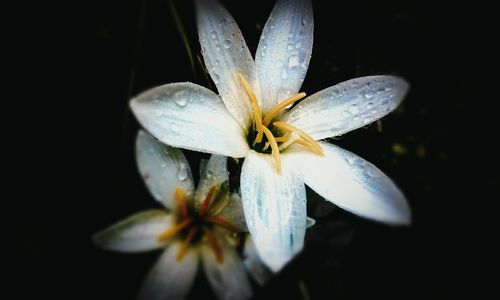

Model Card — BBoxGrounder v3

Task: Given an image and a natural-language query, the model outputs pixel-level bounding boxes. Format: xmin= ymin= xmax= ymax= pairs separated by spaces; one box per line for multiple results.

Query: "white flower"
xmin=130 ymin=0 xmax=411 ymax=272
xmin=93 ymin=131 xmax=252 ymax=300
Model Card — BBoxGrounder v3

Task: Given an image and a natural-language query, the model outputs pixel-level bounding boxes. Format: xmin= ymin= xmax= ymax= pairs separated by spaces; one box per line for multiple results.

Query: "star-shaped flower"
xmin=131 ymin=0 xmax=411 ymax=271
xmin=93 ymin=131 xmax=252 ymax=300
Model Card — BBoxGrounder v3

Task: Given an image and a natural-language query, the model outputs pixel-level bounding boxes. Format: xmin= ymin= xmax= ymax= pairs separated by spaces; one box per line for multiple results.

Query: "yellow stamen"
xmin=278 ymin=132 xmax=300 ymax=151
xmin=202 ymin=225 xmax=223 ymax=263
xmin=176 ymin=226 xmax=198 ymax=261
xmin=295 ymin=139 xmax=325 ymax=155
xmin=261 ymin=126 xmax=281 ymax=174
xmin=237 ymin=73 xmax=263 ymax=132
xmin=273 ymin=121 xmax=324 ymax=155
xmin=202 ymin=215 xmax=239 ymax=233
xmin=262 ymin=92 xmax=307 ymax=126
xmin=274 ymin=134 xmax=290 ymax=142
xmin=175 ymin=187 xmax=189 ymax=217
xmin=157 ymin=217 xmax=193 ymax=241
xmin=199 ymin=186 xmax=218 ymax=217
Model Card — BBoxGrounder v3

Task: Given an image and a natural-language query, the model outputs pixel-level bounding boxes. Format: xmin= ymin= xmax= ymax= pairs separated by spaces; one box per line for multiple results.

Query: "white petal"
xmin=281 ymin=75 xmax=409 ymax=140
xmin=243 ymin=236 xmax=272 ymax=286
xmin=93 ymin=210 xmax=172 ymax=252
xmin=240 ymin=151 xmax=307 ymax=272
xmin=136 ymin=131 xmax=195 ymax=208
xmin=201 ymin=241 xmax=252 ymax=300
xmin=131 ymin=82 xmax=249 ymax=157
xmin=306 ymin=216 xmax=316 ymax=228
xmin=215 ymin=193 xmax=247 ymax=232
xmin=255 ymin=0 xmax=313 ymax=113
xmin=195 ymin=155 xmax=229 ymax=205
xmin=139 ymin=242 xmax=199 ymax=300
xmin=288 ymin=142 xmax=411 ymax=225
xmin=196 ymin=0 xmax=258 ymax=127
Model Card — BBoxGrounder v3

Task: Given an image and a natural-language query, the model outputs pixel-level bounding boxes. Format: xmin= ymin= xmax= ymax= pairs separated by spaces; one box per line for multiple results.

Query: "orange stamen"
xmin=202 ymin=215 xmax=239 ymax=233
xmin=176 ymin=226 xmax=198 ymax=261
xmin=202 ymin=225 xmax=223 ymax=263
xmin=157 ymin=217 xmax=193 ymax=241
xmin=175 ymin=187 xmax=189 ymax=217
xmin=200 ymin=186 xmax=218 ymax=217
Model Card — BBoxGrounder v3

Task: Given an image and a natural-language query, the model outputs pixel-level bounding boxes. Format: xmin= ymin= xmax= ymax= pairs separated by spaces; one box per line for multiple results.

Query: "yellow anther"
xmin=262 ymin=92 xmax=307 ymax=126
xmin=273 ymin=121 xmax=324 ymax=155
xmin=157 ymin=217 xmax=193 ymax=241
xmin=176 ymin=226 xmax=198 ymax=261
xmin=237 ymin=73 xmax=263 ymax=132
xmin=261 ymin=126 xmax=281 ymax=174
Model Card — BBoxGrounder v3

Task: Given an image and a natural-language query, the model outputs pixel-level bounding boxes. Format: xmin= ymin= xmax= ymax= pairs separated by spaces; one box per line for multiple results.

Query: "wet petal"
xmin=201 ymin=241 xmax=253 ymax=300
xmin=136 ymin=131 xmax=195 ymax=208
xmin=256 ymin=0 xmax=313 ymax=113
xmin=93 ymin=210 xmax=172 ymax=252
xmin=138 ymin=242 xmax=199 ymax=300
xmin=131 ymin=82 xmax=249 ymax=157
xmin=288 ymin=142 xmax=411 ymax=225
xmin=281 ymin=76 xmax=409 ymax=140
xmin=240 ymin=151 xmax=307 ymax=272
xmin=195 ymin=155 xmax=229 ymax=205
xmin=196 ymin=0 xmax=258 ymax=127
xmin=243 ymin=236 xmax=272 ymax=286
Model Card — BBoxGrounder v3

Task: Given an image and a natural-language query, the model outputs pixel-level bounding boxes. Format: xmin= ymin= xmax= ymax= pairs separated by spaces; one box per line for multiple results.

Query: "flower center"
xmin=156 ymin=187 xmax=238 ymax=263
xmin=237 ymin=73 xmax=324 ymax=173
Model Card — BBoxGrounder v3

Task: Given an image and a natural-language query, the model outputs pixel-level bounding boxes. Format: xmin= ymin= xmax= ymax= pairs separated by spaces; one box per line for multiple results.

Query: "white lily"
xmin=130 ymin=0 xmax=411 ymax=272
xmin=93 ymin=131 xmax=251 ymax=300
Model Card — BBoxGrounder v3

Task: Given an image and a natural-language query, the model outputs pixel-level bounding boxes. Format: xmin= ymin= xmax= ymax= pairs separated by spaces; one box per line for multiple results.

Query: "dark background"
xmin=4 ymin=0 xmax=498 ymax=299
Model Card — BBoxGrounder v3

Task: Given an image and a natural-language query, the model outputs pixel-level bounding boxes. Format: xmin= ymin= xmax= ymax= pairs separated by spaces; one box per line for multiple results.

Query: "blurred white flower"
xmin=131 ymin=0 xmax=411 ymax=272
xmin=93 ymin=131 xmax=251 ymax=300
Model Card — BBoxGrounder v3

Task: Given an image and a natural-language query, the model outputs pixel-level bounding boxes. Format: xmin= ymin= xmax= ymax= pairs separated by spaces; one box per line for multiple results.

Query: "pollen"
xmin=237 ymin=73 xmax=323 ymax=173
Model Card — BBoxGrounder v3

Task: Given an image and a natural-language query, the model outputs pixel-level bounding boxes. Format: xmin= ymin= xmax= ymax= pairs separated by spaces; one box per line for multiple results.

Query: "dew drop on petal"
xmin=211 ymin=31 xmax=217 ymax=39
xmin=288 ymin=55 xmax=300 ymax=68
xmin=349 ymin=104 xmax=360 ymax=114
xmin=174 ymin=91 xmax=187 ymax=107
xmin=223 ymin=39 xmax=232 ymax=49
xmin=177 ymin=163 xmax=188 ymax=181
xmin=281 ymin=69 xmax=288 ymax=80
xmin=170 ymin=124 xmax=179 ymax=133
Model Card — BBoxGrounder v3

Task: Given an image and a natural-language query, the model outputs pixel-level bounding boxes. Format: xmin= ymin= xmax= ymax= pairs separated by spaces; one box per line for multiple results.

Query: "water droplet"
xmin=366 ymin=102 xmax=374 ymax=109
xmin=177 ymin=164 xmax=188 ymax=181
xmin=212 ymin=73 xmax=220 ymax=83
xmin=371 ymin=109 xmax=377 ymax=114
xmin=349 ymin=104 xmax=360 ymax=114
xmin=362 ymin=118 xmax=371 ymax=125
xmin=281 ymin=69 xmax=288 ymax=79
xmin=288 ymin=55 xmax=299 ymax=68
xmin=295 ymin=41 xmax=302 ymax=49
xmin=170 ymin=124 xmax=179 ymax=133
xmin=385 ymin=87 xmax=393 ymax=92
xmin=211 ymin=31 xmax=217 ymax=39
xmin=364 ymin=92 xmax=374 ymax=99
xmin=215 ymin=45 xmax=220 ymax=51
xmin=174 ymin=92 xmax=187 ymax=107
xmin=288 ymin=33 xmax=294 ymax=38
xmin=287 ymin=44 xmax=294 ymax=51
xmin=223 ymin=39 xmax=232 ymax=49
xmin=199 ymin=97 xmax=205 ymax=102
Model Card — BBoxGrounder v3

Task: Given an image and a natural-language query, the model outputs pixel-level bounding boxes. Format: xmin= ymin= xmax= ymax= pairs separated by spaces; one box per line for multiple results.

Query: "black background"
xmin=4 ymin=0 xmax=498 ymax=299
